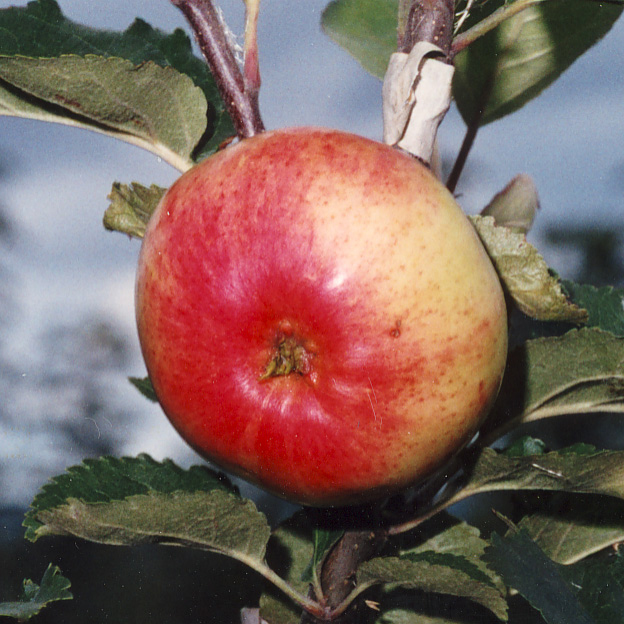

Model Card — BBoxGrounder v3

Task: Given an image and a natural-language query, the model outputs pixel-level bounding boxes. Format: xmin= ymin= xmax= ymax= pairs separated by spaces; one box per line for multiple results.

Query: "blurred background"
xmin=0 ymin=1 xmax=623 ymax=621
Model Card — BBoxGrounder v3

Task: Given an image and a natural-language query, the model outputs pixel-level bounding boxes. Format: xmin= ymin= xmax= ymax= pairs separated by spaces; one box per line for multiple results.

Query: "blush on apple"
xmin=135 ymin=127 xmax=508 ymax=507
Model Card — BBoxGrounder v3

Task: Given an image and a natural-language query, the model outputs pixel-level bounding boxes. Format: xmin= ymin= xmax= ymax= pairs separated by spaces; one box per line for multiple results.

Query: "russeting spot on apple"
xmin=135 ymin=127 xmax=508 ymax=506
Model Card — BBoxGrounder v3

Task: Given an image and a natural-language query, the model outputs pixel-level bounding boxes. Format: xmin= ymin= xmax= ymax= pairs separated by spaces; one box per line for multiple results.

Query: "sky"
xmin=1 ymin=0 xmax=623 ymax=508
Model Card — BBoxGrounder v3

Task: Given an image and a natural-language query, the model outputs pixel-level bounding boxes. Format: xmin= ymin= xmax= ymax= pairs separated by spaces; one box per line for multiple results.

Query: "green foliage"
xmin=321 ymin=0 xmax=623 ymax=127
xmin=0 ymin=0 xmax=235 ymax=168
xmin=0 ymin=54 xmax=207 ymax=169
xmin=358 ymin=555 xmax=507 ymax=621
xmin=24 ymin=454 xmax=236 ymax=541
xmin=503 ymin=436 xmax=548 ymax=457
xmin=457 ymin=445 xmax=624 ymax=502
xmin=484 ymin=530 xmax=596 ymax=624
xmin=22 ymin=441 xmax=624 ymax=623
xmin=3 ymin=1 xmax=624 ymax=623
xmin=564 ymin=553 xmax=624 ymax=623
xmin=322 ymin=0 xmax=398 ymax=78
xmin=128 ymin=375 xmax=158 ymax=401
xmin=260 ymin=513 xmax=320 ymax=624
xmin=302 ymin=526 xmax=344 ymax=585
xmin=518 ymin=495 xmax=624 ymax=564
xmin=453 ymin=0 xmax=624 ymax=126
xmin=0 ymin=564 xmax=72 ymax=620
xmin=563 ymin=282 xmax=624 ymax=337
xmin=483 ymin=328 xmax=624 ymax=441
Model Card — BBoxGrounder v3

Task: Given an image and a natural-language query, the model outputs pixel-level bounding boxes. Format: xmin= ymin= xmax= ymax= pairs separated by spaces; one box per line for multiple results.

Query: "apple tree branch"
xmin=171 ymin=0 xmax=265 ymax=139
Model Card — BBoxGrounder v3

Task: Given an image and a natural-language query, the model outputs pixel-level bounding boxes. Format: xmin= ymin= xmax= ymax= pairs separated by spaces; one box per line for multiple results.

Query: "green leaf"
xmin=453 ymin=0 xmax=624 ymax=126
xmin=358 ymin=554 xmax=508 ymax=621
xmin=0 ymin=0 xmax=235 ymax=164
xmin=260 ymin=512 xmax=315 ymax=624
xmin=32 ymin=491 xmax=271 ymax=568
xmin=103 ymin=183 xmax=166 ymax=239
xmin=402 ymin=552 xmax=497 ymax=590
xmin=24 ymin=458 xmax=273 ymax=580
xmin=301 ymin=527 xmax=344 ymax=584
xmin=0 ymin=564 xmax=72 ymax=620
xmin=564 ymin=555 xmax=624 ymax=624
xmin=24 ymin=454 xmax=235 ymax=540
xmin=357 ymin=514 xmax=508 ymax=622
xmin=321 ymin=0 xmax=398 ymax=79
xmin=128 ymin=376 xmax=158 ymax=402
xmin=519 ymin=495 xmax=624 ymax=565
xmin=457 ymin=446 xmax=624 ymax=503
xmin=470 ymin=216 xmax=588 ymax=323
xmin=483 ymin=328 xmax=624 ymax=439
xmin=371 ymin=604 xmax=496 ymax=623
xmin=503 ymin=435 xmax=547 ymax=457
xmin=320 ymin=0 xmax=624 ymax=129
xmin=0 ymin=54 xmax=206 ymax=171
xmin=562 ymin=282 xmax=624 ymax=337
xmin=484 ymin=531 xmax=595 ymax=624
xmin=402 ymin=513 xmax=505 ymax=593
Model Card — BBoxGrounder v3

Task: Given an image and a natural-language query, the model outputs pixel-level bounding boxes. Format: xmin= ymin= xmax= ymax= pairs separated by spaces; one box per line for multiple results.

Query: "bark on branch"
xmin=398 ymin=0 xmax=455 ymax=59
xmin=171 ymin=0 xmax=265 ymax=139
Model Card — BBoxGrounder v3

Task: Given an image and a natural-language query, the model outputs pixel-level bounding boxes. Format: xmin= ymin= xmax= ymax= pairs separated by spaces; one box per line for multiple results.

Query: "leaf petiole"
xmin=234 ymin=554 xmax=327 ymax=618
xmin=451 ymin=0 xmax=546 ymax=57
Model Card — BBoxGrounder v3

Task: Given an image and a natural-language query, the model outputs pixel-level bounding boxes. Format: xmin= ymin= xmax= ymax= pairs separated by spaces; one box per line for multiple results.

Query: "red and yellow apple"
xmin=135 ymin=127 xmax=507 ymax=506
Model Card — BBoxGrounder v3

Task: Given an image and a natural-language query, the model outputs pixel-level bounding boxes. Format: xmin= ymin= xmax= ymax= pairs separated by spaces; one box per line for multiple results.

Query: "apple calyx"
xmin=260 ymin=333 xmax=314 ymax=380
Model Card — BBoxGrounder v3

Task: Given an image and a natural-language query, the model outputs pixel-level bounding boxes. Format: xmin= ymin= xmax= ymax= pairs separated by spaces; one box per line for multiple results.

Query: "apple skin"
xmin=135 ymin=127 xmax=507 ymax=507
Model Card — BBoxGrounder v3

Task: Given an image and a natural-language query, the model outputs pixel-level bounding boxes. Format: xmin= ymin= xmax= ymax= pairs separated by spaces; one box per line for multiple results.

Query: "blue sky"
xmin=1 ymin=0 xmax=623 ymax=506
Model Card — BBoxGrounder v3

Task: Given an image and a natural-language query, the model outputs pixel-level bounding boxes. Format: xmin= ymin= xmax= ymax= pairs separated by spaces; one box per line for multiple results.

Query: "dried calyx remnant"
xmin=260 ymin=334 xmax=315 ymax=380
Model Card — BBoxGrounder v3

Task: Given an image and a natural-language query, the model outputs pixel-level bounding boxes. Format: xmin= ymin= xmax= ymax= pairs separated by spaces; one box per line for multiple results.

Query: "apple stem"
xmin=171 ymin=0 xmax=265 ymax=139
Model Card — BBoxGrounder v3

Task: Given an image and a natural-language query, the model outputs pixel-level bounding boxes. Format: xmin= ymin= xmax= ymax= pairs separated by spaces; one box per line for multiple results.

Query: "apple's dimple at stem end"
xmin=135 ymin=126 xmax=508 ymax=507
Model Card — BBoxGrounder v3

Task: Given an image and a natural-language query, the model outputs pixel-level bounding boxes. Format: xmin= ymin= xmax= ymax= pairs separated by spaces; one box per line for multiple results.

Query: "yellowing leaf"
xmin=480 ymin=174 xmax=539 ymax=234
xmin=471 ymin=215 xmax=587 ymax=323
xmin=104 ymin=182 xmax=167 ymax=239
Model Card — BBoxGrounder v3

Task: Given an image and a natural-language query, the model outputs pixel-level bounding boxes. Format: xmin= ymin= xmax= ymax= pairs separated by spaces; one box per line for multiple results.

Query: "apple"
xmin=135 ymin=127 xmax=507 ymax=507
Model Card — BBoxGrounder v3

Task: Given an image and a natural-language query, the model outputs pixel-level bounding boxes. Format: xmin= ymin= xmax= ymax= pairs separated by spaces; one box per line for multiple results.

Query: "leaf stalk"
xmin=451 ymin=0 xmax=546 ymax=58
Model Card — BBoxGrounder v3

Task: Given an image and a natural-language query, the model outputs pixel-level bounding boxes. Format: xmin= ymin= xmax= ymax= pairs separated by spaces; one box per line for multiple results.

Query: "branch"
xmin=398 ymin=0 xmax=455 ymax=59
xmin=383 ymin=0 xmax=456 ymax=165
xmin=171 ymin=0 xmax=264 ymax=139
xmin=301 ymin=509 xmax=388 ymax=624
